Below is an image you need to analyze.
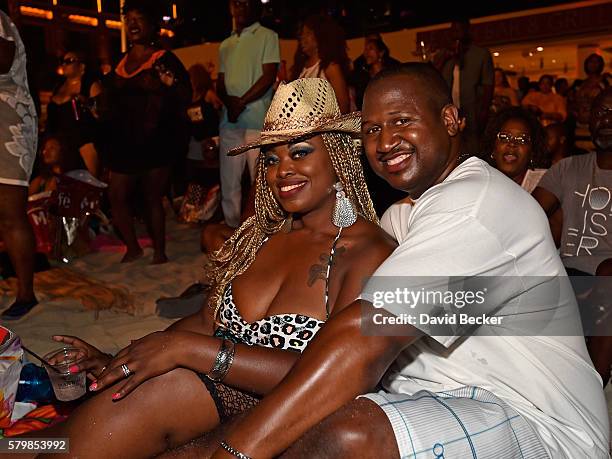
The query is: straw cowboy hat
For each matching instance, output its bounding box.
[228,78,361,156]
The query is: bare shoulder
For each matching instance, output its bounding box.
[329,218,397,314]
[324,62,344,80]
[342,218,397,266]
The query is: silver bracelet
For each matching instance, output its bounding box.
[206,339,235,382]
[220,441,252,459]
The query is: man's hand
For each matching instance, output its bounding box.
[226,96,246,123]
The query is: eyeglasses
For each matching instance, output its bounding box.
[497,131,531,145]
[61,58,79,66]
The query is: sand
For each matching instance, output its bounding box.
[1,218,206,356]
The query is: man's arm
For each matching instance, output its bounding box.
[216,72,230,107]
[212,300,420,458]
[532,186,561,217]
[239,62,278,106]
[217,72,241,123]
[218,63,277,123]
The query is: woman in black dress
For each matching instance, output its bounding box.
[46,50,101,176]
[98,0,191,264]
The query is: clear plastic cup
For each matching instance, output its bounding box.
[43,347,86,401]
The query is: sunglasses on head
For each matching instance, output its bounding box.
[61,57,79,66]
[497,131,531,145]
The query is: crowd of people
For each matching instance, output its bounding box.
[0,0,611,457]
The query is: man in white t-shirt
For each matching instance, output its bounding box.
[217,0,279,228]
[208,65,609,459]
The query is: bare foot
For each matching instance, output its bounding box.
[121,248,144,263]
[151,253,169,265]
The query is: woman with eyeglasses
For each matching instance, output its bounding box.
[46,51,101,176]
[482,106,550,192]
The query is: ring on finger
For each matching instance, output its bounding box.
[121,363,133,377]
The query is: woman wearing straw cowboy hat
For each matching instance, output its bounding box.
[44,78,396,458]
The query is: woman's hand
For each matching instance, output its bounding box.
[51,335,112,381]
[155,63,176,87]
[89,331,185,400]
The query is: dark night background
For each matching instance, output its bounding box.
[0,0,580,98]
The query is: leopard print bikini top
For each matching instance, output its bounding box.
[215,227,344,353]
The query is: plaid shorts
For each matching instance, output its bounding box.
[362,386,550,459]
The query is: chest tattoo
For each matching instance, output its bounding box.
[307,245,347,287]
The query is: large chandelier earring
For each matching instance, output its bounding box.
[332,182,357,228]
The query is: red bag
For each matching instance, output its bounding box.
[178,183,220,223]
[27,191,56,255]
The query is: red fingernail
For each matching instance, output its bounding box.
[112,393,121,400]
[89,382,98,391]
[69,365,79,374]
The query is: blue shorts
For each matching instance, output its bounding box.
[362,386,549,459]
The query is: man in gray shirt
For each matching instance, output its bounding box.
[533,87,612,386]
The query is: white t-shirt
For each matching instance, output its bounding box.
[364,157,609,458]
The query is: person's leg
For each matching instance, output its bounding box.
[243,130,261,183]
[281,398,399,459]
[78,142,99,178]
[219,128,246,228]
[39,369,220,459]
[157,413,246,459]
[239,132,260,223]
[285,387,548,459]
[0,183,37,318]
[142,166,171,264]
[108,172,143,262]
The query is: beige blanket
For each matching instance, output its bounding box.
[0,267,135,314]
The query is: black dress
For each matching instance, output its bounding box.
[97,50,192,174]
[46,76,98,171]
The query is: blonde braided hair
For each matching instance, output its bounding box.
[207,132,378,319]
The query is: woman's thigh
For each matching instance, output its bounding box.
[43,368,219,459]
[142,166,171,201]
[108,172,137,205]
[0,183,27,223]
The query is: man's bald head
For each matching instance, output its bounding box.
[366,63,453,114]
[360,62,461,199]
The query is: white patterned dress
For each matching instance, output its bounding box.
[0,10,37,187]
